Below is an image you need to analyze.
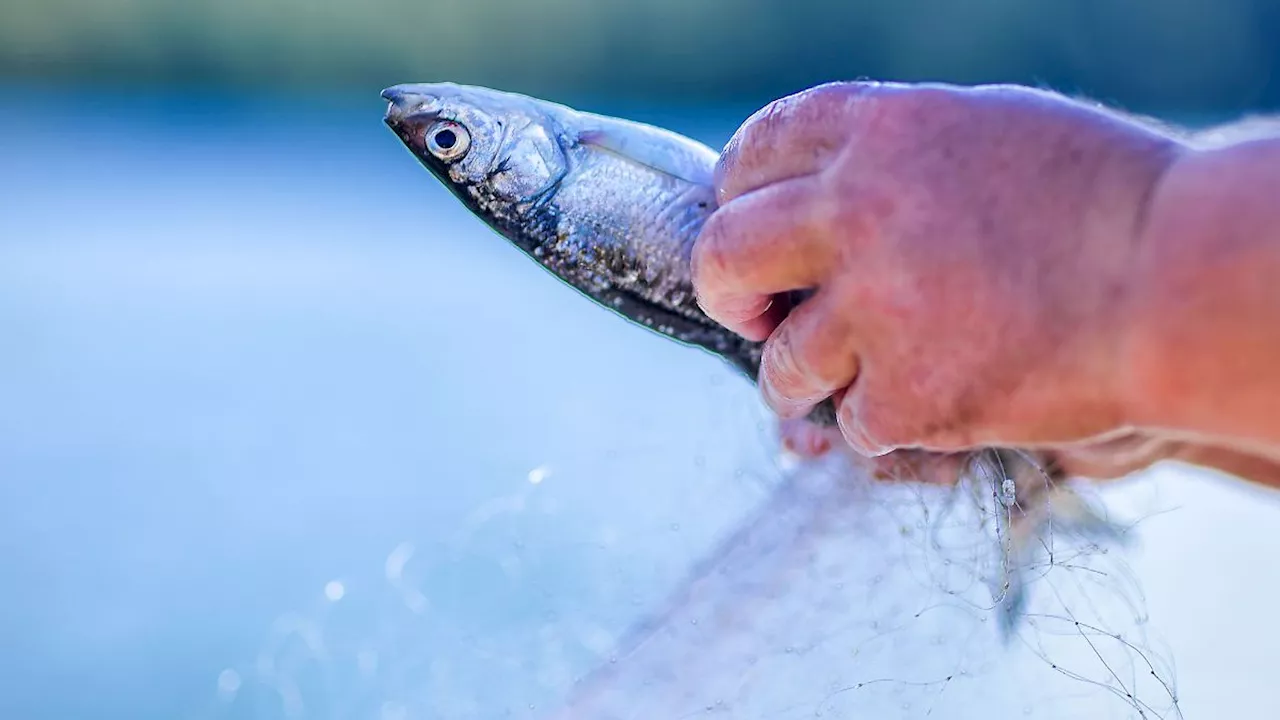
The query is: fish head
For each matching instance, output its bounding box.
[382,83,569,210]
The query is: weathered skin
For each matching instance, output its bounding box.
[379,82,1126,641]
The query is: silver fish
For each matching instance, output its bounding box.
[379,82,1127,643]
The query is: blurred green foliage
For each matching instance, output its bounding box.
[1,0,1276,114]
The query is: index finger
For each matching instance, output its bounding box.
[715,81,883,205]
[691,175,842,340]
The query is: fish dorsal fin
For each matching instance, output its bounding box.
[573,112,720,187]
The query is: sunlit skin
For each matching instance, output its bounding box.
[692,81,1280,490]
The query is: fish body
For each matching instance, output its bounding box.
[379,82,1126,637]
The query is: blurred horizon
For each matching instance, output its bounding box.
[3,0,1278,119]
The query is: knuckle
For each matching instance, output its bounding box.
[713,131,747,198]
[691,212,730,290]
[835,81,902,120]
[718,82,877,201]
[720,92,794,159]
[715,100,791,198]
[899,84,957,108]
[790,300,853,387]
[758,84,863,145]
[840,84,960,145]
[793,81,881,114]
[763,330,814,401]
[741,88,820,139]
[837,385,903,456]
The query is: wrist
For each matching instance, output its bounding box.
[1066,118,1186,439]
[1120,135,1280,443]
[1116,146,1191,431]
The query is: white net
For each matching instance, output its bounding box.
[203,431,1181,720]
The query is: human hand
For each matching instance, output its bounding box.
[693,81,1183,457]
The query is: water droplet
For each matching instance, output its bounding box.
[217,669,241,700]
[527,465,552,485]
[324,581,345,602]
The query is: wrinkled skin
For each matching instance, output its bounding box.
[695,81,1280,486]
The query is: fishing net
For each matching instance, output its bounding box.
[206,404,1181,720]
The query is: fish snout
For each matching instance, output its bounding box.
[380,86,402,101]
[381,85,439,121]
[380,85,413,107]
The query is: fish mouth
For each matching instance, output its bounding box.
[382,86,439,120]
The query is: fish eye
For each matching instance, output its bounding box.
[425,120,470,161]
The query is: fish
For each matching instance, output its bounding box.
[378,82,1128,641]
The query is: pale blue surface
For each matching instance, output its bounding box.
[1,86,1277,720]
[0,86,777,719]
